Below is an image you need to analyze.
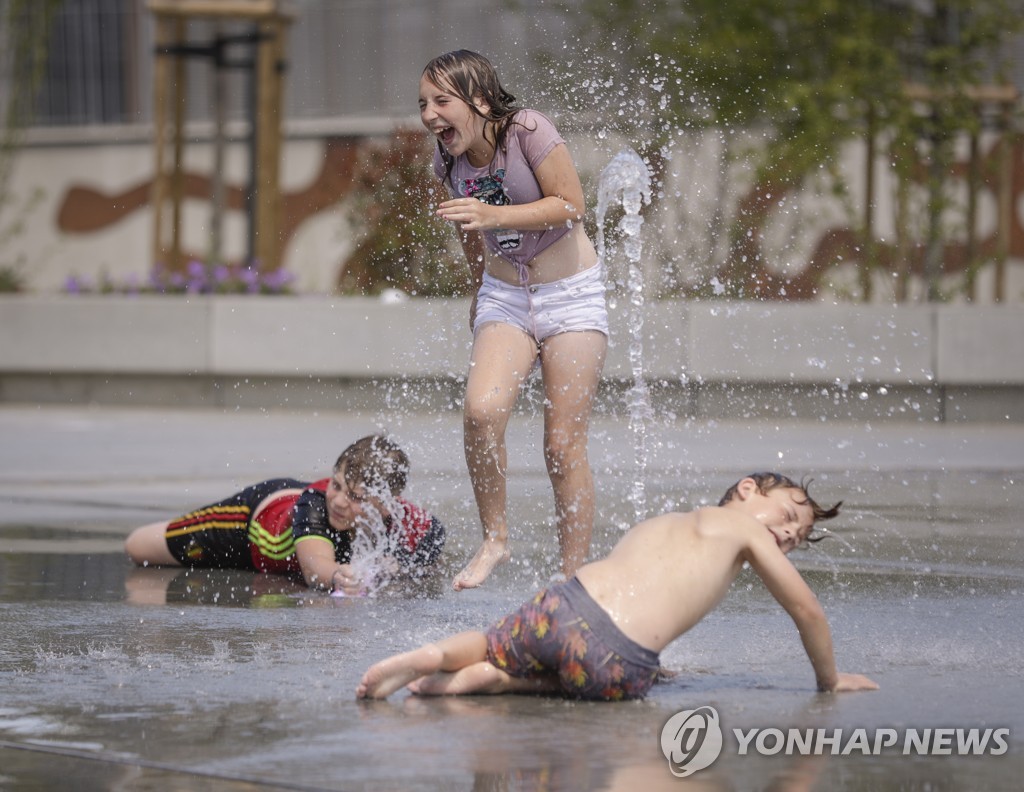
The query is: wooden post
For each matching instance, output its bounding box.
[893,136,910,303]
[151,15,172,269]
[255,13,287,269]
[965,128,978,302]
[996,102,1012,303]
[170,16,186,272]
[901,82,1020,304]
[147,0,292,274]
[861,104,875,302]
[210,27,226,265]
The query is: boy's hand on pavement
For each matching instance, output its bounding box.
[331,564,365,596]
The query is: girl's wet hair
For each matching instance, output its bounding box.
[421,49,526,186]
[718,472,841,542]
[335,435,409,496]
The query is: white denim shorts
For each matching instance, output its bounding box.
[473,264,609,343]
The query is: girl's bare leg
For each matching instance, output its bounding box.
[456,322,538,590]
[539,330,607,578]
[357,631,489,699]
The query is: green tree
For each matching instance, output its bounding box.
[0,0,61,291]
[560,0,1021,300]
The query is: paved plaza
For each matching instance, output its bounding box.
[2,404,1023,790]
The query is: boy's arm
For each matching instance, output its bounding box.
[294,537,362,595]
[744,533,842,691]
[294,536,339,589]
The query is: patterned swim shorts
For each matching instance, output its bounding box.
[485,577,661,701]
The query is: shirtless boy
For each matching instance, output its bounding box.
[357,472,878,700]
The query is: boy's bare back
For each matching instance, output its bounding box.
[575,479,871,693]
[576,508,767,653]
[357,476,878,700]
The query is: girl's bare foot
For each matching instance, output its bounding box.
[453,537,510,591]
[356,644,443,699]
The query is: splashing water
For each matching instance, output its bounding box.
[596,148,652,525]
[335,487,407,597]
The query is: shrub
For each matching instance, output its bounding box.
[339,128,470,297]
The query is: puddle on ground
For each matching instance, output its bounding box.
[1,461,1022,790]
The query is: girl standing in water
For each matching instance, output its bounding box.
[419,50,607,590]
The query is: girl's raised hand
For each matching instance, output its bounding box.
[437,198,496,231]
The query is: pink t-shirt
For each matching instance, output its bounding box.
[433,108,572,270]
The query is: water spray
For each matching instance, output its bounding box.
[596,148,652,525]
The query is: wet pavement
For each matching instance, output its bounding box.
[2,404,1024,791]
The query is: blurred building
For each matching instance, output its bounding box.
[2,0,1023,303]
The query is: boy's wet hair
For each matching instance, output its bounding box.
[335,435,409,496]
[718,472,841,542]
[422,49,526,187]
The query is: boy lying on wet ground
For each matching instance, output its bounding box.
[358,472,877,700]
[125,434,445,595]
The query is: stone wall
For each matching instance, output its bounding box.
[1,296,1021,422]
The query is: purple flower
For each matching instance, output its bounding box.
[60,258,298,297]
[261,267,295,292]
[239,266,260,293]
[63,274,87,294]
[167,272,186,292]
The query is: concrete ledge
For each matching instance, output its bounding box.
[0,297,210,372]
[936,307,1024,385]
[687,303,936,384]
[2,296,1021,421]
[208,297,471,377]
